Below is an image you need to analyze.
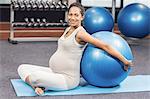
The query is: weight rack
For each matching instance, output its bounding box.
[9,0,68,44]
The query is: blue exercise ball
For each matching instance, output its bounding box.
[117,3,150,38]
[81,31,133,87]
[83,7,114,34]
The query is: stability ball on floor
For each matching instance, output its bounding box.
[81,31,133,87]
[117,3,150,38]
[83,7,114,34]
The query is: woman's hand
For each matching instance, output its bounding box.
[123,60,134,71]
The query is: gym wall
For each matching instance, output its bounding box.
[0,0,149,40]
[0,0,76,40]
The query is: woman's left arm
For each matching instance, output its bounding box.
[77,31,132,66]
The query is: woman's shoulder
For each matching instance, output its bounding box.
[65,27,71,31]
[63,27,71,34]
[78,26,86,32]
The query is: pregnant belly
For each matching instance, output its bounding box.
[49,51,71,71]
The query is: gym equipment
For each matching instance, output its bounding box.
[50,1,57,9]
[24,0,32,11]
[39,18,47,27]
[24,18,32,27]
[35,18,41,27]
[41,0,49,10]
[19,1,25,10]
[30,18,36,27]
[24,18,31,27]
[12,22,26,27]
[11,75,150,96]
[11,0,19,10]
[29,0,38,10]
[117,3,149,38]
[36,0,44,10]
[55,1,61,9]
[9,0,68,43]
[61,1,68,9]
[81,31,133,87]
[83,7,114,34]
[46,0,54,9]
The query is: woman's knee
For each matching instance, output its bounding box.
[17,64,26,73]
[17,64,31,72]
[17,64,31,81]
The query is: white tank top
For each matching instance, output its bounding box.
[49,26,87,88]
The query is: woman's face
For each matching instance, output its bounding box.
[68,6,84,27]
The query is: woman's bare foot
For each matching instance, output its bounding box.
[25,76,44,95]
[35,87,44,95]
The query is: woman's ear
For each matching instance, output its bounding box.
[81,15,84,21]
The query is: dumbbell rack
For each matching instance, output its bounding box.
[9,0,68,44]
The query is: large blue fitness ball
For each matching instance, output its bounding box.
[117,3,150,38]
[81,31,133,87]
[83,7,114,34]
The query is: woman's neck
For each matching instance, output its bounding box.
[70,25,81,29]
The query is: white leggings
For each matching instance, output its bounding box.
[17,64,68,91]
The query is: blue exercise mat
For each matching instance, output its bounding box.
[11,75,150,96]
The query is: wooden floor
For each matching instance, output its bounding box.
[0,22,150,40]
[0,22,65,40]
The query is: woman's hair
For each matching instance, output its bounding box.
[68,2,85,16]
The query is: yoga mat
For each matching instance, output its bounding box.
[11,75,150,96]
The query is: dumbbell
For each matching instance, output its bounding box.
[55,1,61,9]
[34,18,41,27]
[33,18,46,27]
[46,0,57,9]
[30,18,40,27]
[39,18,47,27]
[14,0,25,10]
[59,20,68,27]
[62,22,68,27]
[29,0,38,10]
[46,0,52,9]
[61,0,68,9]
[35,0,44,10]
[49,1,56,9]
[41,0,49,10]
[11,0,19,10]
[23,0,32,11]
[24,18,33,27]
[11,0,17,3]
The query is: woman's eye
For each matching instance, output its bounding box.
[75,14,79,17]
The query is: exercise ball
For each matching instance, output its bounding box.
[83,7,114,34]
[117,3,150,38]
[81,31,133,87]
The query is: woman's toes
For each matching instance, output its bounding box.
[35,87,44,95]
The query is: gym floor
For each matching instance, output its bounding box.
[0,38,149,99]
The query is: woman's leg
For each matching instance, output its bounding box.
[29,70,68,91]
[17,64,69,94]
[17,64,52,82]
[17,64,53,95]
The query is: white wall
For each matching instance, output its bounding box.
[68,0,76,6]
[81,0,121,8]
[81,0,150,8]
[124,0,150,7]
[0,0,10,4]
